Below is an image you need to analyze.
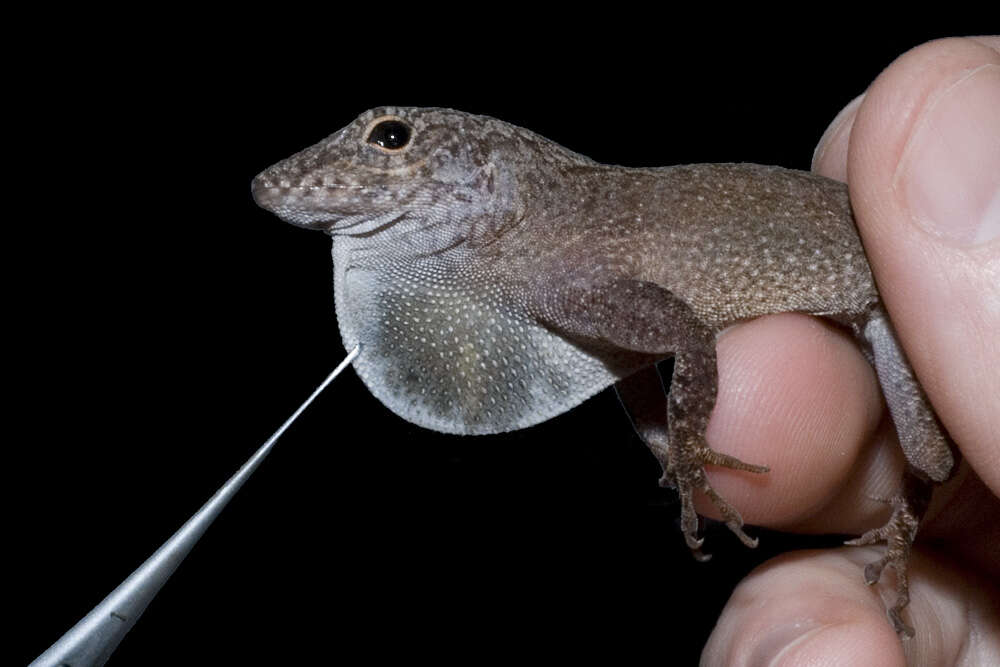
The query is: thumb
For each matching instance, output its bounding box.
[847,37,1000,495]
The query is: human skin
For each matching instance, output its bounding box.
[699,37,999,666]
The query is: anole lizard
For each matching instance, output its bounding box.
[252,107,956,638]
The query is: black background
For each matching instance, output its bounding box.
[12,19,981,666]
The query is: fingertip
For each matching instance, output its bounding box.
[702,550,906,667]
[846,37,1000,494]
[812,93,864,182]
[702,547,1000,666]
[701,315,883,529]
[969,35,1000,52]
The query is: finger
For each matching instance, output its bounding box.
[701,547,1000,666]
[807,39,999,572]
[698,313,898,534]
[847,37,1000,494]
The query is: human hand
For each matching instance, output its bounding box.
[698,37,1000,665]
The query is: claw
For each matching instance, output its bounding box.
[691,547,712,563]
[684,532,705,551]
[700,449,770,475]
[862,559,886,585]
[889,607,915,640]
[657,440,769,560]
[657,472,676,490]
[701,478,759,549]
[845,528,885,548]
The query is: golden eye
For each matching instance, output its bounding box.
[367,119,412,150]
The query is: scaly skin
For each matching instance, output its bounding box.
[252,107,957,638]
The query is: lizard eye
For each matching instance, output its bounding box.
[366,119,412,151]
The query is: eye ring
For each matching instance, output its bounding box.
[365,117,412,152]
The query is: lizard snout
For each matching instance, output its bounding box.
[250,169,366,231]
[250,172,279,213]
[249,171,322,229]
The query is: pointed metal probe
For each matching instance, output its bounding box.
[31,344,361,667]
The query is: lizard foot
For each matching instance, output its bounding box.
[661,446,769,561]
[845,491,922,639]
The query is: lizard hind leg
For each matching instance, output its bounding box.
[856,310,954,637]
[845,469,933,639]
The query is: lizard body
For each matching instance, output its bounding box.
[252,107,956,638]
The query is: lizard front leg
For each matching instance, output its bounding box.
[548,278,768,559]
[616,355,768,561]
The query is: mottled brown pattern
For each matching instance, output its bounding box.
[253,107,956,638]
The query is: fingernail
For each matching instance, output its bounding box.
[745,622,823,667]
[751,624,863,667]
[895,64,1000,246]
[812,93,864,179]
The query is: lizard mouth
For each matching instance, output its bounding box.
[251,176,352,230]
[251,173,408,236]
[325,210,408,237]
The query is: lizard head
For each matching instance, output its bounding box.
[251,106,524,244]
[252,107,630,435]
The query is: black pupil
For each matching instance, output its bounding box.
[368,120,411,149]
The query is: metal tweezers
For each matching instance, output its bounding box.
[31,345,360,666]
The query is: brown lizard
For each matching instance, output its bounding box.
[251,107,957,638]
